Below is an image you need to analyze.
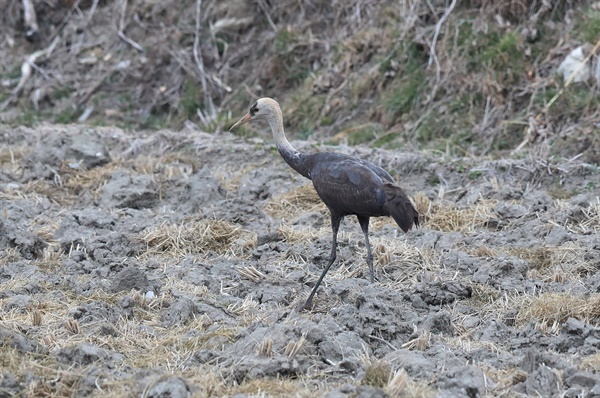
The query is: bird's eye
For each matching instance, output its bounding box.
[250,106,259,116]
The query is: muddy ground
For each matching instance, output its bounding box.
[1,124,599,397]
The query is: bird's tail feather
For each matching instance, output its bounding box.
[383,182,419,232]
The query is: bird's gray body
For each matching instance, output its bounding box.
[278,146,417,232]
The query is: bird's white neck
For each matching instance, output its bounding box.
[265,108,311,179]
[267,110,297,155]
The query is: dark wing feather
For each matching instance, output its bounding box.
[302,152,417,232]
[354,157,395,184]
[307,153,388,216]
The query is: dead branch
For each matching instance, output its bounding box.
[318,79,349,122]
[84,0,100,28]
[118,0,144,52]
[48,0,80,44]
[0,35,60,112]
[77,69,114,108]
[257,0,278,33]
[368,0,419,75]
[22,0,39,40]
[193,0,216,124]
[428,0,458,102]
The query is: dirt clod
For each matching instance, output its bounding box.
[0,126,599,396]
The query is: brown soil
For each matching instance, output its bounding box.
[1,1,600,397]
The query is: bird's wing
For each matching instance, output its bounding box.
[309,156,388,216]
[355,158,395,184]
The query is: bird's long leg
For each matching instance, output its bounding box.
[297,212,343,311]
[357,215,374,283]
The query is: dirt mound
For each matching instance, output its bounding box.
[1,124,599,396]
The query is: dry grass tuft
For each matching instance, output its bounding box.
[134,154,196,179]
[258,338,273,357]
[141,217,256,258]
[0,247,21,265]
[227,295,259,317]
[31,310,43,326]
[386,368,435,398]
[8,357,136,398]
[362,359,392,388]
[568,200,600,234]
[0,146,28,164]
[510,247,553,269]
[232,377,318,397]
[419,199,498,233]
[238,265,266,282]
[60,162,120,197]
[17,162,121,207]
[264,183,326,219]
[64,318,80,335]
[402,329,431,351]
[277,224,323,245]
[517,293,600,328]
[412,193,431,221]
[581,353,600,372]
[466,245,500,258]
[284,336,306,358]
[510,244,590,281]
[467,283,522,321]
[387,369,409,397]
[373,238,439,287]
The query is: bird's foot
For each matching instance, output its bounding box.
[367,272,378,283]
[295,298,314,312]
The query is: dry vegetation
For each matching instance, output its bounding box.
[141,217,256,258]
[1,0,599,162]
[1,0,600,397]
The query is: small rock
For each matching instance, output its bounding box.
[0,219,46,260]
[0,372,23,397]
[412,280,472,306]
[161,298,196,327]
[318,331,368,363]
[557,46,591,83]
[146,376,190,398]
[563,318,586,335]
[422,310,454,335]
[323,383,356,398]
[94,323,120,337]
[3,295,31,312]
[110,266,150,293]
[99,171,158,209]
[256,231,283,246]
[0,327,46,354]
[495,202,528,219]
[67,134,111,168]
[353,385,388,398]
[514,365,561,397]
[384,349,435,379]
[565,371,600,389]
[545,225,573,245]
[436,365,491,397]
[462,315,481,329]
[53,343,121,366]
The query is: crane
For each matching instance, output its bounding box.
[230,98,418,311]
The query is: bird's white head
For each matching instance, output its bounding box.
[229,97,281,131]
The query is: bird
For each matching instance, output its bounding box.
[230,98,418,311]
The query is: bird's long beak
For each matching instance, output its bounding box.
[229,113,252,131]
